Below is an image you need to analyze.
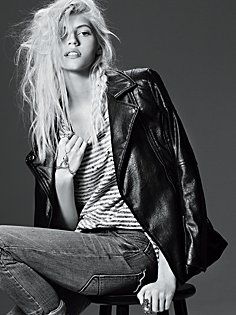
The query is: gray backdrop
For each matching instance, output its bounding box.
[0,1,235,314]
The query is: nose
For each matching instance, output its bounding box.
[67,31,80,46]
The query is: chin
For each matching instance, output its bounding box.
[62,63,93,74]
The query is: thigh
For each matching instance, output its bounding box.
[0,226,157,295]
[76,229,159,296]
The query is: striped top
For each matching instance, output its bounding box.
[61,106,159,262]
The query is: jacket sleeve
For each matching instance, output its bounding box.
[34,175,67,230]
[26,150,63,229]
[147,68,208,276]
[34,180,53,228]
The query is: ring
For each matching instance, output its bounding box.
[62,152,69,165]
[65,147,71,154]
[143,298,152,314]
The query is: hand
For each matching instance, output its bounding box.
[137,276,176,313]
[137,252,176,313]
[56,135,87,176]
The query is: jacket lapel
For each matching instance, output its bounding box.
[106,70,139,185]
[27,69,139,187]
[106,69,137,98]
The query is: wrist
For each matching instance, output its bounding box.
[55,168,74,182]
[158,250,176,277]
[55,164,77,177]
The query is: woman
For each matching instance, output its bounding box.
[0,0,227,314]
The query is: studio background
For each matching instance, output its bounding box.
[0,1,235,314]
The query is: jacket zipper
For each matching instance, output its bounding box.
[161,113,175,158]
[145,125,177,193]
[128,91,176,192]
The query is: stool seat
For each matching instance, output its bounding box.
[89,283,196,305]
[89,283,196,315]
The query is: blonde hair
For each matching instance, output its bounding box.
[16,0,118,162]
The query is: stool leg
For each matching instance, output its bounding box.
[116,305,129,315]
[99,305,112,315]
[173,300,188,315]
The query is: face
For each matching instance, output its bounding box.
[59,14,100,74]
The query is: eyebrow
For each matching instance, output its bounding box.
[75,24,92,30]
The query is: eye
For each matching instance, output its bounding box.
[77,30,91,37]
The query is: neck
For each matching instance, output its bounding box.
[64,70,93,108]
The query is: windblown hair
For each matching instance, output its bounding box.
[16,0,118,162]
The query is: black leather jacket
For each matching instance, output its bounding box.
[25,68,227,284]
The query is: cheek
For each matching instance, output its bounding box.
[59,44,65,58]
[86,43,99,59]
[90,38,99,54]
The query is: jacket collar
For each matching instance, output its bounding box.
[104,69,140,183]
[27,69,140,185]
[105,69,137,99]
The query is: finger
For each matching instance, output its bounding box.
[164,295,173,311]
[57,137,69,159]
[136,287,145,305]
[79,140,88,153]
[158,293,165,313]
[58,136,69,147]
[136,284,150,305]
[87,136,92,145]
[71,140,87,166]
[151,293,158,313]
[143,292,152,313]
[144,290,152,302]
[74,141,87,162]
[70,137,84,152]
[69,140,88,172]
[65,134,78,152]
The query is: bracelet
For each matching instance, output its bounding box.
[68,166,77,176]
[55,165,68,170]
[55,164,77,176]
[56,152,76,176]
[56,153,69,169]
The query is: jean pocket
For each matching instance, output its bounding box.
[78,269,147,296]
[77,274,99,295]
[113,230,150,253]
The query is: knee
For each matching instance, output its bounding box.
[0,241,15,267]
[0,226,33,266]
[0,225,16,254]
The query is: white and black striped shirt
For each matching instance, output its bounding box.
[62,107,159,262]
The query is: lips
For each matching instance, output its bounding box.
[64,50,81,58]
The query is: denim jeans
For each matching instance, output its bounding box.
[0,225,158,315]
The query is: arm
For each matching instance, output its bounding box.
[148,68,208,276]
[52,135,88,230]
[54,170,78,230]
[144,232,159,268]
[139,233,176,312]
[137,68,205,312]
[137,243,176,313]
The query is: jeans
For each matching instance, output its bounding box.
[0,225,158,315]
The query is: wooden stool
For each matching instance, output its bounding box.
[89,283,196,315]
